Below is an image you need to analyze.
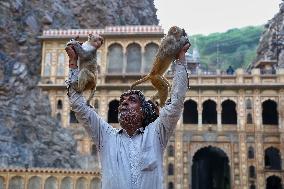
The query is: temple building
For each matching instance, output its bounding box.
[34,25,284,189]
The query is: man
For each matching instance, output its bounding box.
[65,39,190,189]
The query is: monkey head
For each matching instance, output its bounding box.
[168,26,191,47]
[87,33,104,49]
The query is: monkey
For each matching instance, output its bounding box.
[130,26,191,107]
[66,34,104,105]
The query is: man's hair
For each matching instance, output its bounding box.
[120,90,159,127]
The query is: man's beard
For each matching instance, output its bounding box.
[118,108,143,129]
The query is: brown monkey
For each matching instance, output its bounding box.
[130,26,190,107]
[66,34,104,105]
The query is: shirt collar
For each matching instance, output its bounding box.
[117,127,145,135]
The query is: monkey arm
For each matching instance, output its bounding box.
[66,69,115,150]
[153,61,188,149]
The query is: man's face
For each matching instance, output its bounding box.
[118,94,144,130]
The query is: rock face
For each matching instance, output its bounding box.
[254,1,284,67]
[0,0,158,168]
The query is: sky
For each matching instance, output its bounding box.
[154,0,282,35]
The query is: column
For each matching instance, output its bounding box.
[255,134,265,189]
[198,107,202,130]
[217,105,222,131]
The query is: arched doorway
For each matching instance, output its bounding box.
[202,100,217,124]
[192,146,230,189]
[264,147,281,170]
[266,176,282,189]
[183,100,198,124]
[221,100,237,124]
[262,100,278,125]
[108,100,119,123]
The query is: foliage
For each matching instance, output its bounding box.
[190,26,264,71]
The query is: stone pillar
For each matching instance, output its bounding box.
[238,91,245,131]
[253,90,262,131]
[174,129,183,189]
[239,133,248,188]
[255,134,265,189]
[278,94,284,130]
[140,48,145,73]
[100,91,108,120]
[217,104,222,131]
[198,107,202,130]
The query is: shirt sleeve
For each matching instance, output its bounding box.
[154,60,188,149]
[66,68,114,150]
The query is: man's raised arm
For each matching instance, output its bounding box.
[154,43,190,148]
[65,45,113,150]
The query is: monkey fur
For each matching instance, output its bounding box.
[130,26,190,107]
[67,34,104,105]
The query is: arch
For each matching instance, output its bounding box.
[28,176,41,189]
[126,43,142,73]
[108,99,119,123]
[168,182,174,189]
[192,146,230,189]
[143,43,159,73]
[247,113,253,124]
[57,52,65,76]
[9,176,24,189]
[202,100,217,124]
[221,99,237,124]
[168,163,174,175]
[262,100,278,125]
[44,176,57,189]
[183,100,198,124]
[107,43,123,73]
[167,145,174,157]
[69,110,78,123]
[266,175,282,189]
[90,178,101,189]
[57,99,63,109]
[246,99,252,109]
[248,146,255,159]
[60,177,72,189]
[249,166,256,178]
[265,147,281,170]
[75,177,87,189]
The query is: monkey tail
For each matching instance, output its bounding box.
[130,75,151,90]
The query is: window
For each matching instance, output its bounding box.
[44,52,52,76]
[126,43,142,73]
[107,44,123,73]
[57,52,65,76]
[168,163,174,175]
[57,100,63,109]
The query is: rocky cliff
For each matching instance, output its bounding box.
[0,0,158,168]
[254,1,284,67]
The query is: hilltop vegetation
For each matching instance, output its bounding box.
[190,26,264,71]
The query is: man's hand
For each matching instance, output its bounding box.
[177,43,191,61]
[65,45,78,68]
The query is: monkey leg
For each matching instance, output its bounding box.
[151,75,169,107]
[76,68,95,93]
[160,75,171,93]
[86,77,97,106]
